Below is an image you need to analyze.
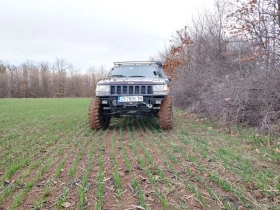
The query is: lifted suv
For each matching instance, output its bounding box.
[88,61,173,129]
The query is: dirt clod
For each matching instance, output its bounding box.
[62,202,72,208]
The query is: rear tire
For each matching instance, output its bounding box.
[88,97,110,129]
[158,96,173,129]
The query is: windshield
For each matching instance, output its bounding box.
[109,65,161,78]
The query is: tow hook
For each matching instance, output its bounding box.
[146,104,153,108]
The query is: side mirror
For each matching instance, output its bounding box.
[167,76,172,81]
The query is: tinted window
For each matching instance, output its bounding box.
[110,65,161,78]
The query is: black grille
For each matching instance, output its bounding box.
[135,86,139,94]
[129,86,133,94]
[117,86,121,94]
[141,86,145,94]
[111,86,115,94]
[110,85,153,95]
[148,86,152,94]
[123,86,127,94]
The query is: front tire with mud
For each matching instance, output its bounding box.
[158,96,173,129]
[88,97,110,129]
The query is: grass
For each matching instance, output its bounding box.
[1,99,280,209]
[94,130,108,210]
[111,134,122,200]
[77,129,103,210]
[118,123,147,208]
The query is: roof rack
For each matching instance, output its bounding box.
[114,61,162,67]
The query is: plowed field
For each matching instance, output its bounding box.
[0,99,279,210]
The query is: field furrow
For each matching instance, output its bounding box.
[28,129,96,209]
[0,125,87,184]
[69,129,104,209]
[137,119,206,209]
[1,127,90,209]
[96,127,119,210]
[121,118,161,209]
[144,119,256,209]
[118,118,146,209]
[0,127,87,207]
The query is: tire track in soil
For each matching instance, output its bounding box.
[0,126,88,209]
[134,119,200,210]
[140,119,224,209]
[15,127,91,209]
[97,125,120,210]
[122,118,163,210]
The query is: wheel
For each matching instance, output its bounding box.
[88,97,111,129]
[158,96,173,129]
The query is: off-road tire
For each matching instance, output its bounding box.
[88,97,110,129]
[158,96,173,129]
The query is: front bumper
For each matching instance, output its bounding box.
[98,96,166,116]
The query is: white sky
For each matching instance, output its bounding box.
[0,0,214,70]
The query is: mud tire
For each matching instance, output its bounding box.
[158,96,173,129]
[88,97,110,129]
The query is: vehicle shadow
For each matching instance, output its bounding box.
[108,116,160,131]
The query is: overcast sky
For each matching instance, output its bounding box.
[0,0,214,70]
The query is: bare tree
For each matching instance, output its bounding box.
[40,62,51,97]
[228,0,280,68]
[0,61,8,98]
[53,58,71,97]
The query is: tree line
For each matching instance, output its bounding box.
[0,58,107,98]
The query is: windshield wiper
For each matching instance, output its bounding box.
[128,75,145,77]
[110,75,126,77]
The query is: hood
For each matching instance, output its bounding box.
[97,77,166,85]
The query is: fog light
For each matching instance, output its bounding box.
[102,100,108,104]
[155,100,162,104]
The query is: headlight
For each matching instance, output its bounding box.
[96,85,110,96]
[153,84,169,95]
[96,85,110,92]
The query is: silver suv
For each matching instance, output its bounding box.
[88,61,173,129]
